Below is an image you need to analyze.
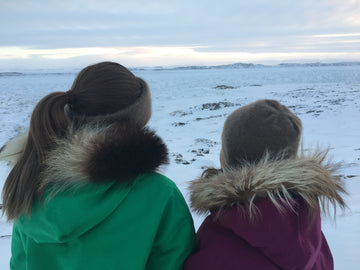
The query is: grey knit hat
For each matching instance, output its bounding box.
[221,99,302,167]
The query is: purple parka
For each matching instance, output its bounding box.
[185,152,345,270]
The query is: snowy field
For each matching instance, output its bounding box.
[1,65,360,269]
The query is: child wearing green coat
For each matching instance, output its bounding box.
[2,62,195,270]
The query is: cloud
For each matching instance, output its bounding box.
[1,45,359,71]
[0,0,359,68]
[312,33,360,38]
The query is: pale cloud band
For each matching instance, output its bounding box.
[1,1,359,69]
[312,33,360,38]
[1,43,359,69]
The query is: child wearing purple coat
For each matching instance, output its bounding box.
[185,99,346,270]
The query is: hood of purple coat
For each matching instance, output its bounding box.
[209,198,330,269]
[188,150,346,269]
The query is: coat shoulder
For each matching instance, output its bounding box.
[136,172,186,200]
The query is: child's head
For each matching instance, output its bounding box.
[66,61,151,127]
[30,61,151,155]
[220,99,302,167]
[2,62,151,220]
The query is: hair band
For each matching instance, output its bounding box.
[66,90,75,104]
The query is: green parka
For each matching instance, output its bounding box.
[10,123,195,270]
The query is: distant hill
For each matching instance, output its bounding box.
[277,62,360,67]
[169,62,266,70]
[0,72,23,76]
[2,62,360,74]
[132,61,360,71]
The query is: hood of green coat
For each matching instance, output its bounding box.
[15,121,169,244]
[16,180,133,243]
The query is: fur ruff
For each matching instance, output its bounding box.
[0,133,27,165]
[41,121,169,188]
[189,150,346,217]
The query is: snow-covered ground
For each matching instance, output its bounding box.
[1,65,359,269]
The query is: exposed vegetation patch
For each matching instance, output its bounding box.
[169,110,193,117]
[194,138,218,147]
[191,148,210,156]
[195,114,225,121]
[172,153,190,165]
[172,122,188,127]
[195,101,237,111]
[214,85,236,89]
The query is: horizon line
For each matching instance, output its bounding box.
[1,60,360,73]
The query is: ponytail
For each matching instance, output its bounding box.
[2,92,68,220]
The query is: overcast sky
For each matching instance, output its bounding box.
[0,0,359,69]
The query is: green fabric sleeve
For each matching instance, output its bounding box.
[146,188,196,270]
[10,225,26,270]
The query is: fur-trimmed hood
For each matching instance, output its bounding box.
[15,121,174,245]
[189,150,346,217]
[41,121,169,187]
[0,133,27,165]
[186,151,346,270]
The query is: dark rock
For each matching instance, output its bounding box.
[172,122,187,127]
[215,85,235,89]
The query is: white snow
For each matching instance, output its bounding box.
[1,65,359,269]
